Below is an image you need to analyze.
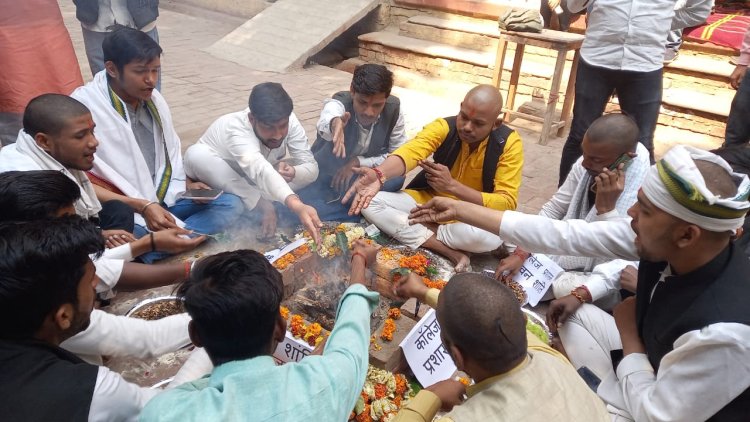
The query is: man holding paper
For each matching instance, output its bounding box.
[407,145,750,421]
[392,272,609,421]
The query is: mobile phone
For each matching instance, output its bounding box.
[577,366,602,392]
[609,153,633,171]
[181,189,223,201]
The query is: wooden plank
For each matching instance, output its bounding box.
[558,49,580,137]
[503,44,525,122]
[540,50,567,145]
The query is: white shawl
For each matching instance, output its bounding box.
[71,71,186,210]
[547,142,650,271]
[0,130,102,219]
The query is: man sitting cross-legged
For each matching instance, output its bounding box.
[300,63,407,222]
[0,218,203,421]
[183,82,322,244]
[391,272,610,421]
[140,239,380,421]
[345,84,523,270]
[71,26,244,262]
[0,93,205,255]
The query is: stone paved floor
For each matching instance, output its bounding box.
[57,1,562,215]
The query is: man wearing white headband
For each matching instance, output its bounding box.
[407,145,750,420]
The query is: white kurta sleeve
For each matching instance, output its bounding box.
[93,257,124,299]
[539,161,583,219]
[582,259,638,301]
[285,113,318,190]
[223,122,295,204]
[316,98,346,142]
[60,310,191,359]
[617,323,750,421]
[499,211,639,260]
[88,367,160,422]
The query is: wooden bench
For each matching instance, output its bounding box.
[492,29,585,145]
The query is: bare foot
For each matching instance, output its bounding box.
[422,236,470,272]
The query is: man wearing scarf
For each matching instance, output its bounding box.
[407,145,750,420]
[71,27,243,262]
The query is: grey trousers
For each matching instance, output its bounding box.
[81,25,161,90]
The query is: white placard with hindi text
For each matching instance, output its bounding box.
[512,253,563,306]
[264,238,307,264]
[399,309,457,388]
[272,331,313,364]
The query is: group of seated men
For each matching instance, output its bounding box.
[0,17,749,422]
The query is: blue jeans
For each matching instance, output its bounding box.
[725,70,750,147]
[292,175,406,223]
[558,59,661,185]
[134,193,244,263]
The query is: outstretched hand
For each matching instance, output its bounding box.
[343,167,381,216]
[331,112,351,158]
[408,197,460,225]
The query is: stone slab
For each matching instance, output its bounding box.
[369,315,416,373]
[206,0,381,72]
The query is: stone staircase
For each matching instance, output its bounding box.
[337,1,740,153]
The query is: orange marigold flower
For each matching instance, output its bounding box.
[304,322,323,346]
[394,374,408,396]
[289,314,306,338]
[355,404,373,422]
[380,318,396,342]
[398,254,429,275]
[279,306,290,320]
[388,308,401,320]
[423,277,447,290]
[291,244,310,258]
[274,253,296,270]
[374,383,388,399]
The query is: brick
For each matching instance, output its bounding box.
[369,315,416,372]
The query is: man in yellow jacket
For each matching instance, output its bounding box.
[344,85,523,270]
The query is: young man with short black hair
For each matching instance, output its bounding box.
[71,27,244,263]
[301,64,407,221]
[0,170,208,371]
[183,82,322,243]
[0,217,196,421]
[140,240,380,421]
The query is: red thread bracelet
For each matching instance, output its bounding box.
[184,261,191,280]
[351,252,367,267]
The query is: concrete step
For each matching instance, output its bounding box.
[357,30,731,148]
[206,0,381,72]
[403,15,737,82]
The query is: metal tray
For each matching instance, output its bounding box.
[125,296,181,318]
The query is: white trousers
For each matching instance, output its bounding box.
[184,143,307,210]
[558,304,633,421]
[361,191,504,252]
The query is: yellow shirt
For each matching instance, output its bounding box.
[392,118,523,211]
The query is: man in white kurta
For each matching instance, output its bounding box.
[183,82,322,240]
[407,146,750,421]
